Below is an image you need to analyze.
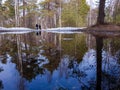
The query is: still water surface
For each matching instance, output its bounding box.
[0,31,120,90]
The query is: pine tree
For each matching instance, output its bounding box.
[97,0,106,24]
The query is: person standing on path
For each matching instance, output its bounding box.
[39,25,41,30]
[36,24,38,30]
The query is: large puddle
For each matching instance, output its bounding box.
[0,30,120,90]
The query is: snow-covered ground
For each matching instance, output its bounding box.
[7,27,34,30]
[0,27,86,30]
[44,27,86,30]
[43,27,86,34]
[0,27,34,31]
[0,27,86,34]
[0,27,34,34]
[0,31,32,35]
[0,27,7,30]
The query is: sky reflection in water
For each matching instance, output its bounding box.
[0,31,120,90]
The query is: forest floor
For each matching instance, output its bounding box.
[86,24,120,31]
[84,24,120,38]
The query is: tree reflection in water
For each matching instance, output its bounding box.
[0,32,120,90]
[0,80,3,90]
[96,37,103,90]
[0,67,4,90]
[96,36,120,90]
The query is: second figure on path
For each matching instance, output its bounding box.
[39,25,41,30]
[36,24,41,30]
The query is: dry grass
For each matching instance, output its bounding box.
[84,24,120,38]
[87,24,120,31]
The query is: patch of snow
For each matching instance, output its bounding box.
[0,31,31,35]
[45,30,83,34]
[6,27,34,30]
[42,27,86,34]
[0,27,34,31]
[0,27,33,34]
[44,27,84,31]
[0,27,7,30]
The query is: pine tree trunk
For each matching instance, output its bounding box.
[15,0,19,27]
[97,0,106,24]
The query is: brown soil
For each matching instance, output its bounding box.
[86,24,120,31]
[84,24,120,38]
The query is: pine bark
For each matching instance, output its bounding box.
[97,0,106,24]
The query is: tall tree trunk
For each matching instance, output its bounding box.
[23,0,26,27]
[97,0,106,24]
[113,0,120,23]
[15,0,17,27]
[15,0,19,27]
[59,0,62,27]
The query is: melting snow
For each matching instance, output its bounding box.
[0,31,31,34]
[0,27,33,34]
[43,27,86,34]
[0,27,33,31]
[0,27,86,34]
[7,27,33,30]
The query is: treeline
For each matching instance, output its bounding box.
[0,0,119,28]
